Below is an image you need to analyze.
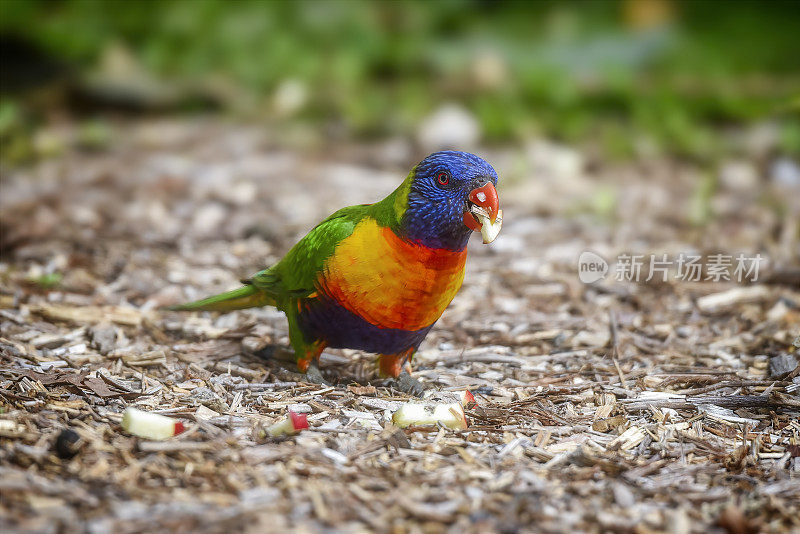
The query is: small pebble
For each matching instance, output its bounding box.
[54,429,82,459]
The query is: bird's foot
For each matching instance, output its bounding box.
[254,344,294,362]
[384,371,426,397]
[304,362,331,387]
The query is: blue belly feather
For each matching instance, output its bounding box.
[297,296,433,355]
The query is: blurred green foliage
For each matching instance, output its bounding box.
[1,0,798,159]
[30,272,62,289]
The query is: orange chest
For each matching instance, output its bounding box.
[318,219,467,331]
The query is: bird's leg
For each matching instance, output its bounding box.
[294,341,328,385]
[379,349,426,397]
[387,371,426,397]
[378,350,412,378]
[288,314,329,385]
[304,360,329,386]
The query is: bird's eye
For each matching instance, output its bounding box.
[436,171,450,186]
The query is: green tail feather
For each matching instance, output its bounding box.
[167,285,275,312]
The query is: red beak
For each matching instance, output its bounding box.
[463,182,499,231]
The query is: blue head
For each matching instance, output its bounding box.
[401,151,500,251]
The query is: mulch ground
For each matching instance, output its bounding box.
[1,118,799,533]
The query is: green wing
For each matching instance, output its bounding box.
[246,204,370,309]
[170,205,371,313]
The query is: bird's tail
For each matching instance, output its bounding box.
[167,285,275,312]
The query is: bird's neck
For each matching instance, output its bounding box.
[371,173,411,231]
[372,175,472,252]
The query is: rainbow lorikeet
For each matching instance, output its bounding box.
[170,151,502,394]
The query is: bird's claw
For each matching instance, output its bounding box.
[385,371,427,397]
[304,363,331,387]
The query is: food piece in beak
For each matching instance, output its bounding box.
[471,205,503,244]
[463,182,502,244]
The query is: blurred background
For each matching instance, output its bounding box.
[2,0,798,162]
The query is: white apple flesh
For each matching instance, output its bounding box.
[470,205,503,244]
